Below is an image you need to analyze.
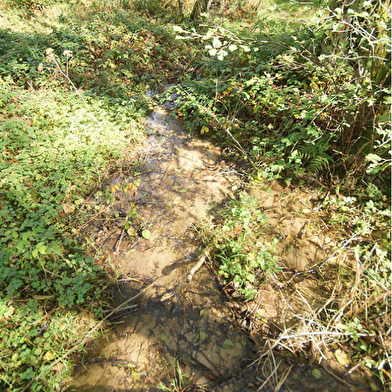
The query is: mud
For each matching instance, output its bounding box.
[70,99,375,392]
[70,102,259,391]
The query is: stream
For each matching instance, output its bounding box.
[70,97,374,392]
[70,99,258,391]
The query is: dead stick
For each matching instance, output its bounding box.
[102,304,138,314]
[187,251,208,283]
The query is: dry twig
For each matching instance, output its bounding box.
[187,250,209,282]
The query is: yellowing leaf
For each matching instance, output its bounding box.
[311,368,322,379]
[335,349,350,366]
[111,184,120,193]
[33,295,54,300]
[201,126,209,134]
[161,292,172,302]
[286,234,294,243]
[63,202,75,214]
[43,351,56,362]
[142,230,151,240]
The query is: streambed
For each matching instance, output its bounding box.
[71,102,259,391]
[70,99,373,392]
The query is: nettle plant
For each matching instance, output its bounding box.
[203,193,280,299]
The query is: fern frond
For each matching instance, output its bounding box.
[307,154,332,174]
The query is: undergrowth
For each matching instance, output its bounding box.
[174,0,391,388]
[201,193,281,300]
[0,0,194,390]
[0,0,390,390]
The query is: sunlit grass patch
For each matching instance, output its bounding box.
[0,70,144,389]
[0,300,99,391]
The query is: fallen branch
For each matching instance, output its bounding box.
[102,304,138,314]
[187,250,209,283]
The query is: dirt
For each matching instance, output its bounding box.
[69,98,377,392]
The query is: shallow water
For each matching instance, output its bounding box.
[70,104,259,391]
[70,103,375,392]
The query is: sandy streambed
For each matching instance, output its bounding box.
[70,102,376,392]
[70,104,258,391]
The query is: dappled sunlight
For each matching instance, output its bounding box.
[0,0,390,390]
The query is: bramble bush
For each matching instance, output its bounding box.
[174,0,391,385]
[174,0,391,191]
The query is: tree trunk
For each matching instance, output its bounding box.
[178,0,184,18]
[190,0,210,21]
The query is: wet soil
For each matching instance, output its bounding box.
[69,101,376,392]
[71,103,258,391]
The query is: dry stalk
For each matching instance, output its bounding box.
[186,250,209,282]
[49,53,103,130]
[257,341,292,392]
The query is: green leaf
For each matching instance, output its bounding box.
[223,339,234,349]
[142,230,151,240]
[312,368,322,379]
[199,331,207,342]
[20,367,34,380]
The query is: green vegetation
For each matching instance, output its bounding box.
[201,193,280,300]
[0,0,191,390]
[159,360,192,392]
[0,0,390,390]
[173,0,391,387]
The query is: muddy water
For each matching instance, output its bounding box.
[70,102,375,392]
[70,104,258,391]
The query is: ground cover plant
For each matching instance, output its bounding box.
[200,192,281,300]
[0,0,194,390]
